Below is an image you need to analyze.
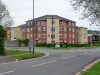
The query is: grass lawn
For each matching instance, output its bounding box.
[82,62,100,75]
[5,50,45,61]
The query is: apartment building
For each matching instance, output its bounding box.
[88,30,100,43]
[11,26,23,40]
[77,27,88,44]
[6,28,11,41]
[22,15,78,44]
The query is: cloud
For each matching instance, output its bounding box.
[2,0,99,30]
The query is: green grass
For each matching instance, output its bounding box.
[82,62,100,75]
[5,50,45,61]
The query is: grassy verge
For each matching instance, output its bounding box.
[82,62,100,75]
[5,50,45,61]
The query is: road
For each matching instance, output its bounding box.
[0,47,100,75]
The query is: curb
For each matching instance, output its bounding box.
[75,59,100,75]
[0,52,49,66]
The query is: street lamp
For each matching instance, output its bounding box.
[90,24,92,47]
[32,0,35,54]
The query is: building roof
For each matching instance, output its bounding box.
[88,30,100,35]
[26,15,76,23]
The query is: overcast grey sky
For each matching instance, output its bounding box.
[2,0,99,30]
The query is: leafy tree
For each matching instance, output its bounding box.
[16,38,30,47]
[0,0,13,27]
[0,0,13,54]
[70,0,100,25]
[16,38,23,47]
[23,38,30,47]
[0,25,6,54]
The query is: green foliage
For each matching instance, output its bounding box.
[36,43,90,48]
[6,50,45,61]
[16,38,30,47]
[92,41,100,46]
[0,26,6,54]
[71,0,100,25]
[0,0,13,27]
[23,38,30,46]
[83,62,100,75]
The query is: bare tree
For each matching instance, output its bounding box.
[0,0,13,27]
[70,0,100,25]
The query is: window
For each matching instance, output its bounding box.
[64,34,66,38]
[27,28,29,32]
[38,34,41,38]
[31,34,33,38]
[72,22,75,26]
[43,27,46,31]
[31,28,33,31]
[60,27,63,31]
[51,27,55,32]
[64,28,66,32]
[69,22,72,25]
[51,34,55,38]
[27,34,30,38]
[27,22,30,26]
[51,19,55,24]
[48,34,50,37]
[72,28,74,32]
[38,27,41,31]
[69,28,72,31]
[60,34,63,38]
[43,34,46,38]
[72,34,75,39]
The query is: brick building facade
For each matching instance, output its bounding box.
[21,15,78,44]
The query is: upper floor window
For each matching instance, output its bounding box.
[51,19,55,24]
[27,22,30,26]
[51,27,55,32]
[48,34,50,37]
[60,34,63,38]
[72,22,75,26]
[38,34,41,38]
[43,34,46,38]
[60,27,63,31]
[38,27,41,31]
[72,28,75,32]
[51,34,55,38]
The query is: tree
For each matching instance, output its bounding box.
[0,25,6,54]
[70,0,100,25]
[0,0,13,54]
[0,0,13,27]
[23,38,30,47]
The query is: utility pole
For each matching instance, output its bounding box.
[32,0,35,54]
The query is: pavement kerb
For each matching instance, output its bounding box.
[75,59,100,75]
[0,52,49,66]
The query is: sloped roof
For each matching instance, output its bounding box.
[26,15,76,23]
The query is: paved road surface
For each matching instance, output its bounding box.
[0,47,100,75]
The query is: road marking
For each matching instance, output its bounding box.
[32,60,56,67]
[63,53,87,60]
[0,71,14,75]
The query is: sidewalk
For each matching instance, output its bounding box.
[0,56,15,63]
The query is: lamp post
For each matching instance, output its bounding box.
[90,24,92,47]
[32,0,35,54]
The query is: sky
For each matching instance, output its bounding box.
[2,0,99,30]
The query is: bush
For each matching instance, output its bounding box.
[16,38,30,47]
[92,41,100,46]
[0,26,6,54]
[36,43,90,48]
